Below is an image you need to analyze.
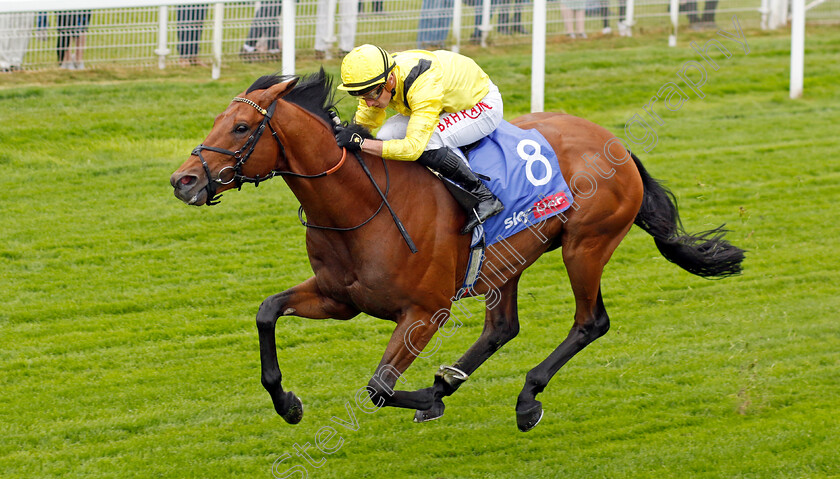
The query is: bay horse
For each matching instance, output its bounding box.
[170,70,744,431]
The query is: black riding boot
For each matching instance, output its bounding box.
[417,147,505,235]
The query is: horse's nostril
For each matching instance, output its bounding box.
[172,173,197,189]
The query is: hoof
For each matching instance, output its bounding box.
[414,399,445,423]
[516,402,543,432]
[280,392,304,425]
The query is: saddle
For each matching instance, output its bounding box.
[445,120,575,296]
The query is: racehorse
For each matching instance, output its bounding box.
[170,70,744,431]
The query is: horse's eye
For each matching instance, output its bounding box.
[234,124,249,134]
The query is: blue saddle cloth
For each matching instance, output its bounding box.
[466,120,573,247]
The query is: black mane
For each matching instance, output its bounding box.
[246,68,338,125]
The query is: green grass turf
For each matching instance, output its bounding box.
[1,24,839,478]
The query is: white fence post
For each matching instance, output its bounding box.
[625,0,635,36]
[282,0,295,75]
[530,0,545,113]
[211,1,224,79]
[155,5,169,69]
[668,0,679,46]
[760,0,770,29]
[452,0,462,53]
[769,0,789,28]
[325,0,337,55]
[480,0,491,47]
[790,0,804,98]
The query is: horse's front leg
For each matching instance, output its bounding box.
[257,276,358,424]
[365,306,450,412]
[414,277,521,422]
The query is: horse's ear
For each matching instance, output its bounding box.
[262,78,299,101]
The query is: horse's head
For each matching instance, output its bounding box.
[170,70,338,206]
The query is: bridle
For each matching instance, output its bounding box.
[190,96,346,205]
[189,95,417,253]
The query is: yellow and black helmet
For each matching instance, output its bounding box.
[337,44,396,95]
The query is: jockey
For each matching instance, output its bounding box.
[335,44,505,235]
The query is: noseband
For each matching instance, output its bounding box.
[191,96,345,205]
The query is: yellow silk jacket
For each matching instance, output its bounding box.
[353,49,490,161]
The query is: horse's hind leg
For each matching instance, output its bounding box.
[515,235,620,432]
[414,277,522,422]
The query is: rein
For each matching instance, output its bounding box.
[299,150,418,254]
[297,152,388,232]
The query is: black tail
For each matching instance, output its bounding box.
[632,153,744,278]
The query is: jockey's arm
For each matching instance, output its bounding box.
[379,98,441,161]
[360,138,384,156]
[353,99,442,161]
[352,103,386,156]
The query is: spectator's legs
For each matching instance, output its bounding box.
[56,12,72,66]
[561,6,575,36]
[701,0,718,23]
[74,11,91,69]
[245,2,280,48]
[0,15,13,70]
[511,0,527,33]
[337,0,359,53]
[497,0,511,34]
[178,6,206,63]
[471,7,483,42]
[243,2,281,58]
[575,8,585,36]
[417,0,453,49]
[498,0,528,34]
[244,9,263,48]
[73,34,85,68]
[617,0,629,36]
[682,0,700,24]
[176,8,189,58]
[262,3,282,52]
[0,12,35,70]
[600,1,611,30]
[314,0,334,56]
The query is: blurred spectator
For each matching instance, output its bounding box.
[588,0,628,35]
[561,0,586,39]
[35,12,48,42]
[315,0,359,59]
[57,10,92,70]
[681,0,718,29]
[0,12,35,71]
[358,0,384,14]
[417,0,453,49]
[177,4,208,66]
[241,1,282,61]
[470,0,528,44]
[497,0,528,34]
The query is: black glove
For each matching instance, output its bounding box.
[335,124,372,151]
